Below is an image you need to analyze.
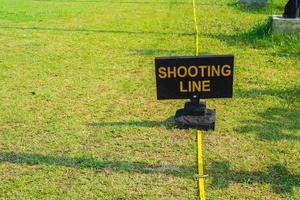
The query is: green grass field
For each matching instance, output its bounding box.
[0,0,299,199]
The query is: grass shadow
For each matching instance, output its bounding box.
[33,0,190,4]
[34,0,229,6]
[132,48,178,56]
[131,49,209,56]
[236,107,300,141]
[236,86,299,105]
[0,26,193,36]
[209,161,300,195]
[0,151,195,178]
[235,86,300,141]
[89,116,176,129]
[206,18,300,55]
[206,18,272,47]
[227,1,284,15]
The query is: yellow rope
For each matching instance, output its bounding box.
[192,0,199,56]
[193,2,204,197]
[197,130,206,200]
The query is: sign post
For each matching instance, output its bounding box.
[155,54,234,199]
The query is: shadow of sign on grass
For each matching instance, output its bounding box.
[209,161,300,196]
[0,152,195,178]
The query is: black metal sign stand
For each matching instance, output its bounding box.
[174,98,216,130]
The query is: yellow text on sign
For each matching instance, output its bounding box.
[158,65,232,79]
[180,80,210,92]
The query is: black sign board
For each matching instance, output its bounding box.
[155,55,234,100]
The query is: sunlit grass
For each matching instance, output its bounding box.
[0,0,299,199]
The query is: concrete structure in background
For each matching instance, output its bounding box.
[272,15,300,36]
[240,0,268,7]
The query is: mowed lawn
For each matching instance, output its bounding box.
[0,0,299,199]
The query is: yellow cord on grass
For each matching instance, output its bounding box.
[197,130,206,200]
[193,2,205,199]
[192,0,200,56]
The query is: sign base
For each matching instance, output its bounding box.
[174,101,215,130]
